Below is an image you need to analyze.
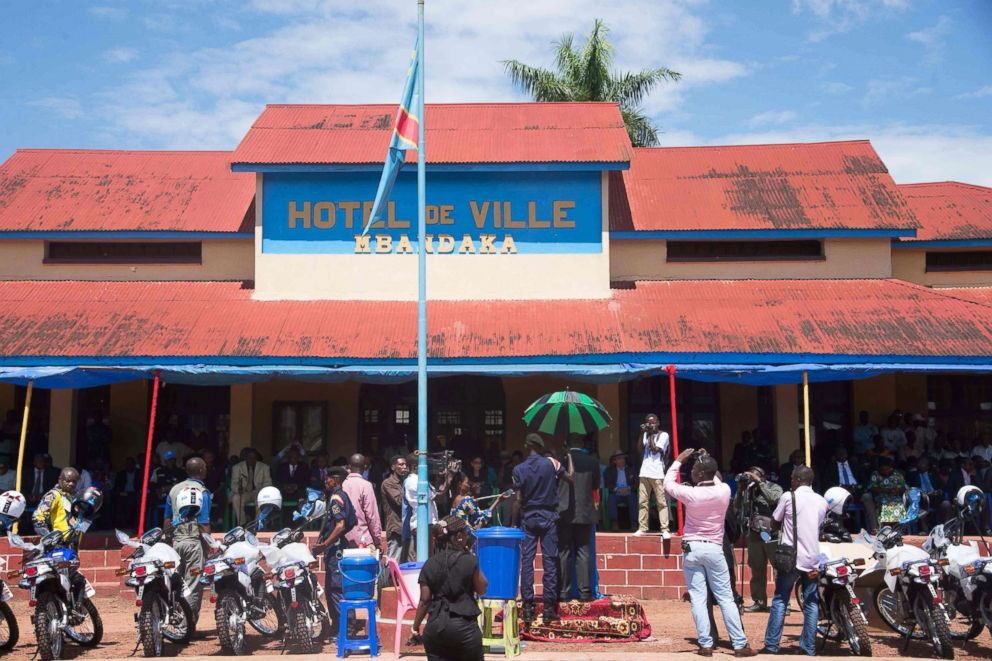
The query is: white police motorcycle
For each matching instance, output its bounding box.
[7,487,104,661]
[0,490,27,651]
[116,485,200,659]
[198,486,285,655]
[257,488,330,653]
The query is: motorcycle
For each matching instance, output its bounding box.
[922,520,986,641]
[971,557,992,636]
[115,527,195,657]
[196,525,285,655]
[0,555,18,651]
[800,551,874,656]
[257,489,330,653]
[7,527,103,661]
[867,525,955,659]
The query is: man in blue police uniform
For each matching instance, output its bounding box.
[512,433,573,625]
[313,466,356,639]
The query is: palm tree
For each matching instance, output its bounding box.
[503,20,681,147]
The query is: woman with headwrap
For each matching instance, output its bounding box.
[410,515,488,661]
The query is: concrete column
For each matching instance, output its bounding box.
[49,389,77,467]
[773,383,800,464]
[230,384,254,457]
[596,382,621,457]
[110,380,149,466]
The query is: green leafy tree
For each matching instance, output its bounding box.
[503,19,681,147]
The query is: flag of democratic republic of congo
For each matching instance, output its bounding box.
[363,37,421,235]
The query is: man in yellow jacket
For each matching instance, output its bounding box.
[33,467,79,539]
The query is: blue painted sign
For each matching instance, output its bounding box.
[261,170,602,254]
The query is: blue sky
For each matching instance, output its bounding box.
[1,0,990,184]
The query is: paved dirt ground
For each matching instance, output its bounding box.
[1,597,989,660]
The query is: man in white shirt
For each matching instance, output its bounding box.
[634,413,672,539]
[971,435,992,463]
[880,413,907,453]
[401,452,454,559]
[761,465,827,656]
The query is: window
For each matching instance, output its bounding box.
[45,241,202,264]
[667,240,823,262]
[484,409,504,427]
[363,409,379,424]
[437,410,461,425]
[395,407,411,425]
[272,402,327,456]
[925,251,992,272]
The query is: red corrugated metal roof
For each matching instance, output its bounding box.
[930,287,992,306]
[898,182,992,241]
[0,279,989,360]
[611,141,920,232]
[230,103,633,165]
[0,150,255,233]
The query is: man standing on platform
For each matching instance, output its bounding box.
[735,466,782,613]
[665,448,755,657]
[634,414,672,539]
[513,433,573,626]
[380,455,410,564]
[342,453,382,550]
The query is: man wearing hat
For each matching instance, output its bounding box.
[512,433,573,625]
[606,451,637,531]
[313,466,357,640]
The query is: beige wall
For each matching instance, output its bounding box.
[773,383,799,463]
[0,239,254,281]
[0,384,13,421]
[850,373,928,425]
[610,237,892,281]
[110,380,149,466]
[502,377,604,456]
[253,173,613,301]
[718,383,758,467]
[251,380,360,461]
[230,384,254,456]
[48,389,77,467]
[892,248,992,287]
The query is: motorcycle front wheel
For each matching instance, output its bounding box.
[979,589,992,637]
[162,597,193,644]
[873,586,925,639]
[915,593,954,660]
[64,598,103,647]
[0,600,19,651]
[138,596,165,657]
[34,592,64,661]
[215,591,246,656]
[936,581,984,640]
[834,594,873,657]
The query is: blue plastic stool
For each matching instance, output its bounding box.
[336,599,379,658]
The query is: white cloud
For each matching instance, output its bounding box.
[791,0,911,41]
[907,15,951,64]
[956,85,992,100]
[27,96,83,120]
[102,47,137,64]
[863,77,930,106]
[89,5,127,20]
[747,110,798,127]
[91,0,748,149]
[821,81,853,94]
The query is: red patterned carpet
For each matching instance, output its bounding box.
[525,595,653,643]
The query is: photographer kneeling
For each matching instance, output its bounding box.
[734,466,782,613]
[410,516,488,661]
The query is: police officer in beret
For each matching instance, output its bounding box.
[313,466,357,639]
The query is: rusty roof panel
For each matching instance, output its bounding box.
[0,279,990,361]
[898,182,992,241]
[0,150,256,233]
[611,141,921,232]
[231,103,633,165]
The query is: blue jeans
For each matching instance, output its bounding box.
[607,491,636,526]
[764,570,818,655]
[683,541,748,650]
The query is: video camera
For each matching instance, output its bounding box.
[423,450,461,479]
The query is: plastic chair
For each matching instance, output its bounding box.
[386,558,419,656]
[479,599,520,657]
[337,599,379,657]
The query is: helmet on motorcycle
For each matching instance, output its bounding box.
[955,485,984,518]
[824,486,852,516]
[900,486,928,524]
[173,484,205,526]
[256,486,282,530]
[72,487,103,520]
[0,490,26,529]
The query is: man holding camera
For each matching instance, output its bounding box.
[734,466,782,613]
[665,447,755,657]
[634,413,672,539]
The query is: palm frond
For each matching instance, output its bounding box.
[609,67,681,108]
[553,33,583,92]
[578,19,614,101]
[502,60,571,101]
[621,108,660,148]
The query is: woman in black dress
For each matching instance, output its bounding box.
[411,515,488,661]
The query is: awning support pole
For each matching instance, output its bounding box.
[665,365,684,536]
[138,372,161,536]
[802,370,811,467]
[12,380,33,534]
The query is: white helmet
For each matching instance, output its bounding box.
[173,485,204,525]
[956,485,984,516]
[256,486,283,530]
[824,486,851,515]
[0,490,26,527]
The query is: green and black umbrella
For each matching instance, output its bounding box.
[522,390,612,436]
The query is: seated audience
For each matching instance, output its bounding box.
[868,457,906,530]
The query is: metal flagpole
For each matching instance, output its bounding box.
[802,370,811,467]
[665,365,683,536]
[415,0,430,560]
[138,371,161,536]
[12,380,33,534]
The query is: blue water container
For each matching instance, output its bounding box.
[474,526,526,600]
[340,554,380,600]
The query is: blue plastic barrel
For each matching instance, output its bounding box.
[340,555,380,600]
[474,526,526,600]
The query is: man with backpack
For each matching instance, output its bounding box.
[313,466,358,640]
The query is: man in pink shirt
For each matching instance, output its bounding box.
[665,448,754,657]
[342,454,384,553]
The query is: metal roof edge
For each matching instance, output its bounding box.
[611,229,912,239]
